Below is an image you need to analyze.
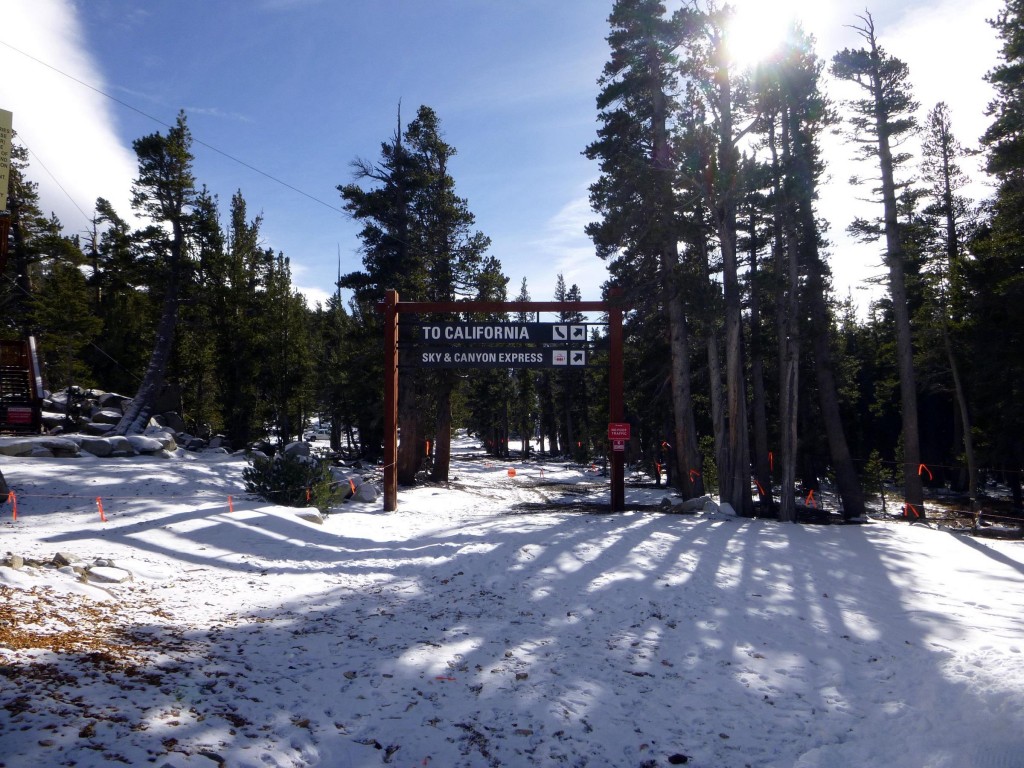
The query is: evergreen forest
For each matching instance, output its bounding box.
[3,0,1024,521]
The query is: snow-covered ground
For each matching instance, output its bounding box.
[2,436,1024,768]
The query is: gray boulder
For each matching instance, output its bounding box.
[0,438,36,456]
[87,566,133,583]
[353,481,379,503]
[127,435,164,454]
[90,408,124,425]
[77,436,115,457]
[142,427,178,451]
[156,412,188,433]
[283,441,311,458]
[97,392,130,411]
[83,422,115,436]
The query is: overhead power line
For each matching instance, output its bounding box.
[19,137,94,228]
[0,38,343,215]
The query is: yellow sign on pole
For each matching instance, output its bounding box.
[0,109,12,212]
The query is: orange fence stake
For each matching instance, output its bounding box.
[228,495,234,513]
[96,497,107,522]
[7,491,16,521]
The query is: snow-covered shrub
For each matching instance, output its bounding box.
[243,451,344,512]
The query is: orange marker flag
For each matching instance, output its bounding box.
[918,463,933,481]
[805,490,817,508]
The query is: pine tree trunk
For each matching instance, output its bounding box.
[873,59,925,519]
[777,231,800,524]
[887,255,925,516]
[944,324,977,506]
[396,374,421,485]
[714,61,753,517]
[563,378,575,457]
[695,231,725,500]
[748,247,774,512]
[115,226,184,436]
[806,283,866,519]
[705,331,726,498]
[665,269,703,499]
[790,98,867,520]
[431,377,453,482]
[648,44,701,499]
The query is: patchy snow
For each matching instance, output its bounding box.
[2,437,1024,768]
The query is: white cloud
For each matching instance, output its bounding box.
[521,190,605,302]
[0,0,137,230]
[295,284,333,309]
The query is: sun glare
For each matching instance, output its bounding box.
[725,0,832,71]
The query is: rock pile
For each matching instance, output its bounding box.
[2,552,134,584]
[0,428,185,459]
[658,494,726,515]
[3,386,383,507]
[1,386,233,458]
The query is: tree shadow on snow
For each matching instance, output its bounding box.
[7,478,1024,767]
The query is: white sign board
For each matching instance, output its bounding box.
[0,109,11,211]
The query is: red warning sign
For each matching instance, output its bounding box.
[607,422,630,441]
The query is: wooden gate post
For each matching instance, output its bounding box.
[609,290,625,512]
[383,289,399,511]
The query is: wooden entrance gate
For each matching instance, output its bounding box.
[381,290,626,512]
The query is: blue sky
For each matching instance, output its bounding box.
[0,0,1004,313]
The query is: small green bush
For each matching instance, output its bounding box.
[243,451,343,512]
[698,434,718,494]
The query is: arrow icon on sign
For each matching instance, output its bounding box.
[571,351,586,365]
[572,325,586,339]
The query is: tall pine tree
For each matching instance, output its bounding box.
[115,112,197,435]
[832,14,925,519]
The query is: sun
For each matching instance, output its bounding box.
[724,0,833,71]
